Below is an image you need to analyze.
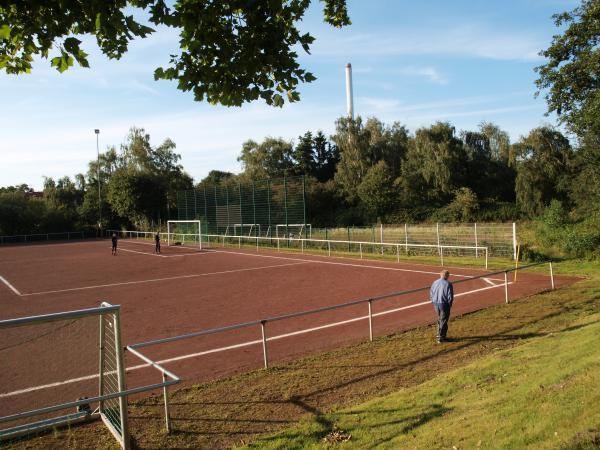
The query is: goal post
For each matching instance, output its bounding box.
[275,223,311,239]
[0,303,130,449]
[167,220,202,250]
[233,223,261,237]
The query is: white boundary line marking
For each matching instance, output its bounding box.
[0,281,512,398]
[482,277,496,286]
[119,246,215,258]
[20,261,309,297]
[213,248,504,281]
[0,275,22,296]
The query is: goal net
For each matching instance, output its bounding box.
[232,224,261,237]
[0,303,130,449]
[275,223,312,239]
[167,220,202,249]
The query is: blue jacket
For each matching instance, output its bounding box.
[430,278,454,305]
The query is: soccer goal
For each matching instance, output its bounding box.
[233,223,261,237]
[167,220,202,249]
[275,223,312,239]
[0,303,130,448]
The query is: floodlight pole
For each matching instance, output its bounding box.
[95,129,102,233]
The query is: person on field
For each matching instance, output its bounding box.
[111,233,118,256]
[155,232,161,254]
[430,269,454,343]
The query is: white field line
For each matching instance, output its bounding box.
[19,261,310,297]
[482,277,497,286]
[0,275,22,296]
[213,248,504,281]
[119,246,215,258]
[0,281,512,398]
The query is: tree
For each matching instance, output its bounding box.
[313,131,339,182]
[569,134,600,217]
[397,122,466,207]
[535,0,600,136]
[357,161,396,220]
[293,131,316,176]
[447,187,479,221]
[1,0,350,107]
[238,137,295,179]
[513,127,573,216]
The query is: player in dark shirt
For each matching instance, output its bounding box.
[155,232,161,254]
[111,233,118,255]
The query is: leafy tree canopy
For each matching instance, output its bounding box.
[0,0,350,106]
[535,0,600,135]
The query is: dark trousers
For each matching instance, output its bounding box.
[433,303,451,339]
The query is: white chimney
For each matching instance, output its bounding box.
[345,63,354,119]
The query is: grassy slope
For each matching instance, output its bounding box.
[243,298,600,449]
[6,260,598,449]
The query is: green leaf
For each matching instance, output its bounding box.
[0,25,10,40]
[51,54,74,73]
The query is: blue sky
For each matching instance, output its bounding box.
[0,0,578,190]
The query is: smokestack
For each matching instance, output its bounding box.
[345,63,354,120]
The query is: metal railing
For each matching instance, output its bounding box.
[129,261,554,374]
[0,231,86,244]
[205,232,490,269]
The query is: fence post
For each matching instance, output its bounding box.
[162,372,171,433]
[396,244,400,263]
[485,248,488,270]
[512,222,517,260]
[504,271,509,304]
[436,222,441,256]
[549,262,555,290]
[360,243,363,259]
[405,223,409,255]
[260,320,269,369]
[368,299,373,342]
[347,226,351,252]
[380,224,384,256]
[328,241,331,256]
[440,246,444,267]
[474,223,478,258]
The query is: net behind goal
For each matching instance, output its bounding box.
[167,220,202,249]
[0,303,129,449]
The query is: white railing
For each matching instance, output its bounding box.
[0,231,85,244]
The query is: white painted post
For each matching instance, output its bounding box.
[113,310,130,450]
[474,223,479,258]
[440,246,444,267]
[512,222,517,260]
[504,271,509,304]
[260,321,269,369]
[396,244,400,263]
[549,262,555,290]
[380,224,384,255]
[404,223,409,255]
[485,248,489,270]
[436,222,441,256]
[328,240,331,256]
[360,242,363,259]
[162,372,171,433]
[368,299,373,342]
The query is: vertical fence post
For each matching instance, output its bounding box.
[405,223,409,255]
[260,320,269,369]
[485,248,488,270]
[347,226,351,252]
[396,244,400,263]
[360,242,363,259]
[328,241,331,256]
[368,299,373,342]
[112,309,130,449]
[440,246,444,267]
[549,262,555,290]
[380,224,384,255]
[436,222,441,256]
[98,314,105,412]
[474,223,478,258]
[504,271,509,304]
[162,372,171,433]
[512,222,517,261]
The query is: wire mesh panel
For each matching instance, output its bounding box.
[177,176,307,237]
[0,304,129,449]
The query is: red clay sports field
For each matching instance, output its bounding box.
[0,237,576,419]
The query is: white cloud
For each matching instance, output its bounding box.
[396,66,448,85]
[312,24,544,61]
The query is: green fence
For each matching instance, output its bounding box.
[177,176,307,237]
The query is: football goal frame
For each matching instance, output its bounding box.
[275,223,312,239]
[167,220,202,250]
[233,223,261,237]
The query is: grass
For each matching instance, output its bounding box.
[4,260,598,449]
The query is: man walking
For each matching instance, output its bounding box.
[431,269,454,343]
